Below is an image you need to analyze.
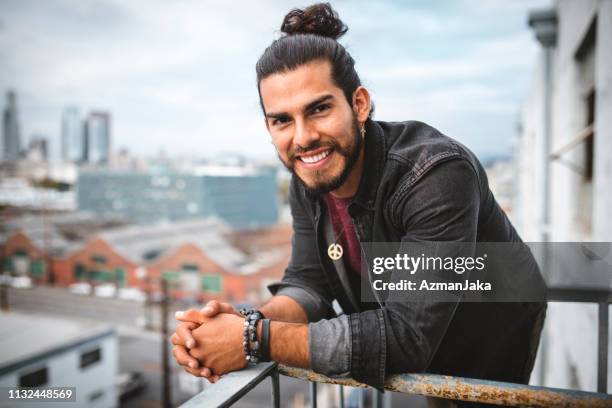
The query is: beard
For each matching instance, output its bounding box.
[278,116,363,196]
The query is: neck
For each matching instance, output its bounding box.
[329,144,365,199]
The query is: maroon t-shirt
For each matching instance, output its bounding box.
[322,193,364,278]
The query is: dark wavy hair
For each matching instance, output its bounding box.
[255,3,373,117]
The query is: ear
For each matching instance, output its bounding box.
[352,86,371,123]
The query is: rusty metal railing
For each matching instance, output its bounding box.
[178,362,612,408]
[179,289,612,407]
[282,366,612,408]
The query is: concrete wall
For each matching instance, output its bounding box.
[517,0,612,392]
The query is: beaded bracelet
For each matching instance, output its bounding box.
[239,308,265,364]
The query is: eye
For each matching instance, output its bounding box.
[272,116,291,126]
[312,103,330,114]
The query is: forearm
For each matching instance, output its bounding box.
[259,295,309,323]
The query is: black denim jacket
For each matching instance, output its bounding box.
[268,119,547,393]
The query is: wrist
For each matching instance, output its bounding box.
[240,308,267,364]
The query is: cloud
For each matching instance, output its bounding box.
[363,32,538,82]
[0,0,549,161]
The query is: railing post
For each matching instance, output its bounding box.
[372,389,381,408]
[338,385,344,408]
[271,366,280,408]
[598,301,609,393]
[310,381,317,408]
[373,389,388,408]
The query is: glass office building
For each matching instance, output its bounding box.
[61,106,84,162]
[84,112,111,164]
[76,166,279,229]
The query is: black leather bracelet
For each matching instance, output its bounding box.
[260,318,271,362]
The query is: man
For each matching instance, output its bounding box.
[170,3,547,405]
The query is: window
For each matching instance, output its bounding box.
[2,257,13,273]
[29,260,45,278]
[182,263,199,272]
[89,390,104,402]
[162,271,180,281]
[90,270,111,282]
[19,367,48,387]
[14,249,27,257]
[162,271,181,290]
[80,348,101,369]
[575,88,595,237]
[91,255,107,264]
[201,275,222,294]
[74,263,86,281]
[114,268,126,287]
[143,249,162,261]
[584,89,595,181]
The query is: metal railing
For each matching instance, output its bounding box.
[179,289,612,407]
[179,363,612,408]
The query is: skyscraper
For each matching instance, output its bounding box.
[2,90,21,162]
[84,111,111,164]
[61,106,84,162]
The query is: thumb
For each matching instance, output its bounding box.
[201,301,240,317]
[175,309,206,324]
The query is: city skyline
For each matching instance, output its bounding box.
[0,0,550,162]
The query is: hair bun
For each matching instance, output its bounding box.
[281,3,348,40]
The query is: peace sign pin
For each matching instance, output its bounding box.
[328,243,343,260]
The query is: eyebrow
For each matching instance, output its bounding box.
[265,94,335,120]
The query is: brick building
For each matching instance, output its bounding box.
[1,214,291,304]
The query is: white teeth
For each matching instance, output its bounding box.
[300,149,331,164]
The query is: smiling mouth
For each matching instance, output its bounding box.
[297,148,332,164]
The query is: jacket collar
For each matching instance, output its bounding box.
[302,118,387,213]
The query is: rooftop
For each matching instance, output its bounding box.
[0,311,115,374]
[1,211,129,256]
[96,216,249,271]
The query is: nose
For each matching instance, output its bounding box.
[293,119,320,151]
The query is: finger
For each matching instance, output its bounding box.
[220,302,241,316]
[170,333,180,346]
[184,366,204,377]
[184,365,215,382]
[175,309,207,324]
[202,370,221,384]
[200,300,220,316]
[176,322,198,349]
[201,300,240,317]
[206,367,222,383]
[172,346,199,369]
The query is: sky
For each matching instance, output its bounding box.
[0,0,551,163]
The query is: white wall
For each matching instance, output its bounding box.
[517,0,612,392]
[0,333,118,408]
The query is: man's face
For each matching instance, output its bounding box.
[260,59,362,195]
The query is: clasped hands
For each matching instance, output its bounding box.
[170,300,249,383]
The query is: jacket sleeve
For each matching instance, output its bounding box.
[267,177,336,322]
[350,158,481,390]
